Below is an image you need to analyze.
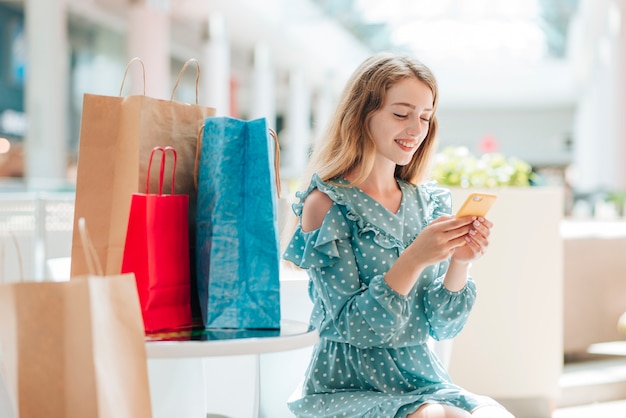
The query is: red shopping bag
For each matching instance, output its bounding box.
[122,146,192,332]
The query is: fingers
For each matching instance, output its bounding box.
[462,234,484,256]
[471,217,492,239]
[428,216,493,258]
[476,216,493,229]
[429,216,481,246]
[431,215,474,231]
[466,217,492,253]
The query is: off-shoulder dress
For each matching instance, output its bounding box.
[282,174,503,418]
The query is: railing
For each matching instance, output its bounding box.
[0,192,75,282]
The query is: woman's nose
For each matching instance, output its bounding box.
[406,123,421,138]
[407,117,427,138]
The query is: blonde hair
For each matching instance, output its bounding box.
[306,52,440,186]
[280,53,440,255]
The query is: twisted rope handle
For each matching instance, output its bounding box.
[269,128,281,199]
[119,57,146,96]
[0,231,24,283]
[78,218,104,276]
[171,58,200,104]
[193,124,204,191]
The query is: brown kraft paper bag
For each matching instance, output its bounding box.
[70,58,215,285]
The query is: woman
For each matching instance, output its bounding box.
[282,53,515,418]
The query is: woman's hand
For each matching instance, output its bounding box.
[385,215,473,295]
[406,215,474,266]
[451,216,493,263]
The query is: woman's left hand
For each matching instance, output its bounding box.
[452,216,493,263]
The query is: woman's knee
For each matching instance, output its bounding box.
[407,403,472,418]
[471,405,516,418]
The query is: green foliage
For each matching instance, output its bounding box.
[432,146,538,188]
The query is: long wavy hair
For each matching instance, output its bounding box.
[306,52,440,187]
[281,53,441,252]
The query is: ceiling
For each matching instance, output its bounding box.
[46,0,590,108]
[314,0,584,108]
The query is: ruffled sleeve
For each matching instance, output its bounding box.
[281,175,413,347]
[282,175,352,269]
[423,259,477,341]
[420,182,453,227]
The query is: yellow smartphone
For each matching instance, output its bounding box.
[455,192,497,218]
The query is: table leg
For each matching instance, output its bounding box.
[202,355,260,418]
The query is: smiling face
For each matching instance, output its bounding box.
[368,77,434,168]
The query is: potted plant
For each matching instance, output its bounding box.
[431,145,539,188]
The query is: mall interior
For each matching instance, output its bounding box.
[1,0,626,417]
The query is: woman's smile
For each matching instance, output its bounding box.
[395,138,419,152]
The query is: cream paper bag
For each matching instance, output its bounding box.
[0,219,152,418]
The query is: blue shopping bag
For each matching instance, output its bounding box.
[196,117,281,329]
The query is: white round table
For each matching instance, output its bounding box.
[145,320,318,418]
[145,319,318,358]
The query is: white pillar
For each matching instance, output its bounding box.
[615,0,626,190]
[311,73,337,145]
[571,0,626,192]
[251,42,276,128]
[126,0,170,99]
[24,0,68,189]
[282,70,311,179]
[201,14,230,115]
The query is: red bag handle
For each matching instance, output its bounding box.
[146,146,177,195]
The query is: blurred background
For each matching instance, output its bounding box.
[2,0,626,417]
[0,0,624,203]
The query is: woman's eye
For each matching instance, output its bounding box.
[393,113,408,119]
[421,117,431,123]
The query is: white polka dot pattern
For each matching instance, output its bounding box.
[282,174,500,417]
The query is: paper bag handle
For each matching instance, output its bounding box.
[269,128,282,199]
[193,126,204,191]
[119,57,147,96]
[147,146,178,195]
[171,58,200,104]
[78,218,104,276]
[192,126,282,199]
[0,231,24,283]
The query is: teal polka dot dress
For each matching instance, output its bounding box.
[282,174,504,418]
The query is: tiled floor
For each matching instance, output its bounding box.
[553,356,626,418]
[553,400,626,418]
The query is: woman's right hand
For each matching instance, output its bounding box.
[384,215,473,296]
[406,215,473,265]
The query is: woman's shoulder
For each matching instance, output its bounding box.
[301,189,334,232]
[291,173,348,218]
